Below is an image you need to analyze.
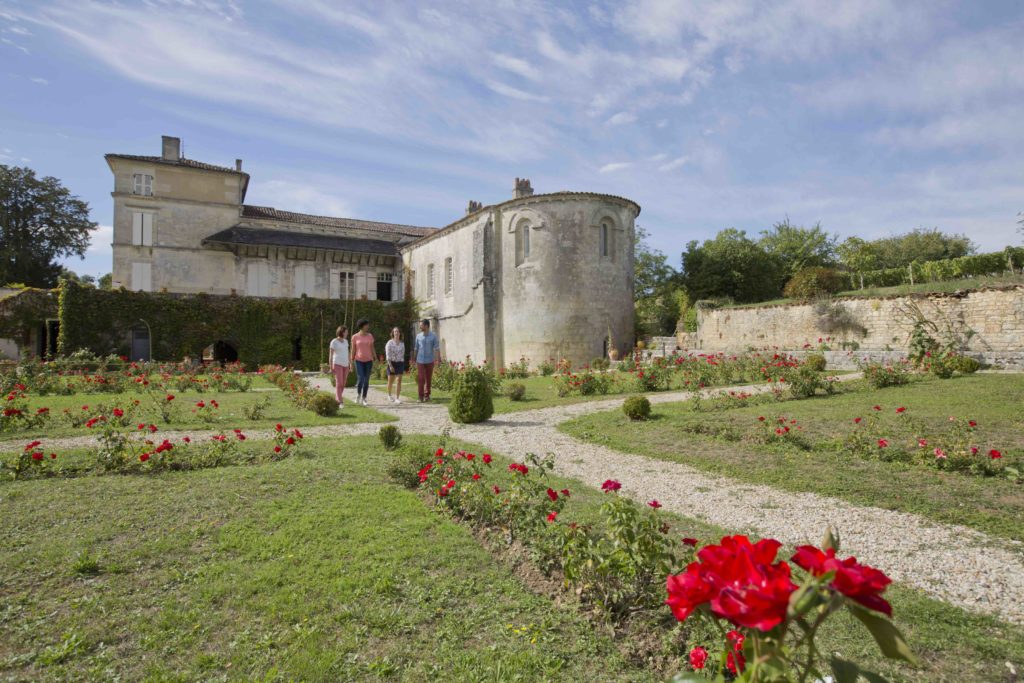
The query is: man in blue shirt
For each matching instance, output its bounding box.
[413,319,440,402]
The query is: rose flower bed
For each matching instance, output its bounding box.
[401,443,912,681]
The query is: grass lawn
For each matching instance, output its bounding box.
[560,373,1024,542]
[2,386,393,445]
[0,435,659,682]
[2,435,1021,681]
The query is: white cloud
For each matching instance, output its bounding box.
[1,37,29,54]
[606,111,637,126]
[86,224,113,253]
[492,53,541,81]
[256,179,355,218]
[30,77,48,85]
[485,80,550,102]
[599,162,632,173]
[658,156,689,172]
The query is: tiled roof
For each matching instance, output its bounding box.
[241,204,435,237]
[104,154,248,176]
[203,226,401,256]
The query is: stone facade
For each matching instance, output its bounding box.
[102,136,639,367]
[405,190,639,367]
[689,287,1024,367]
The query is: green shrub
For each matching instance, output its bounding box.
[622,395,651,420]
[786,365,831,399]
[783,267,846,300]
[683,307,698,333]
[804,353,827,372]
[591,357,610,371]
[951,355,981,374]
[929,355,957,379]
[432,362,459,392]
[308,392,339,417]
[448,366,494,424]
[386,445,432,489]
[538,359,555,376]
[861,362,910,388]
[378,424,402,451]
[507,382,526,401]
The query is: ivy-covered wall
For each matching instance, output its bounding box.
[56,281,418,370]
[0,288,59,352]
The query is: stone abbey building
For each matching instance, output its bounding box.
[107,136,639,366]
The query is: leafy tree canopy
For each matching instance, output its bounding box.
[759,219,837,276]
[0,165,97,288]
[868,228,974,269]
[634,225,682,336]
[680,228,786,304]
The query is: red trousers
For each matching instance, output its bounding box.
[332,364,350,402]
[416,361,434,399]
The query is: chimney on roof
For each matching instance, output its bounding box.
[161,135,181,161]
[235,159,243,171]
[466,199,482,214]
[513,177,534,199]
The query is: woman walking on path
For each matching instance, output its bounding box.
[351,319,375,406]
[328,326,350,406]
[384,327,406,404]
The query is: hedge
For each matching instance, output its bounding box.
[0,288,58,351]
[53,281,417,370]
[849,247,1024,290]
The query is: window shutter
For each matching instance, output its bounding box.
[356,271,369,299]
[132,212,143,245]
[142,213,153,246]
[132,262,152,291]
[329,269,341,299]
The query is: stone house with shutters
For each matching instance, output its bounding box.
[104,136,639,366]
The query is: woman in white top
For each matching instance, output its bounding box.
[328,326,350,406]
[384,327,406,404]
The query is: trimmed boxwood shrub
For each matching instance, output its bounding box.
[448,366,494,424]
[507,382,526,401]
[783,267,845,300]
[378,424,402,450]
[308,392,339,417]
[622,395,651,421]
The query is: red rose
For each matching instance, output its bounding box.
[286,437,296,445]
[274,445,282,453]
[276,423,283,432]
[560,489,570,497]
[482,453,492,464]
[601,479,622,492]
[666,535,795,631]
[681,537,699,547]
[472,473,481,480]
[872,405,882,411]
[196,401,205,408]
[492,485,501,494]
[727,650,746,674]
[689,647,708,670]
[648,500,662,509]
[968,420,977,427]
[989,449,1002,459]
[546,488,559,502]
[31,451,43,461]
[546,511,558,523]
[50,453,56,459]
[139,452,150,462]
[854,417,862,424]
[435,447,445,457]
[791,546,892,616]
[877,439,889,448]
[437,487,448,498]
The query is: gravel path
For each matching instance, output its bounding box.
[6,377,1024,625]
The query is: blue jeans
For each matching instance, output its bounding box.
[355,360,372,399]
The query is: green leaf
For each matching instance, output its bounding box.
[667,674,712,683]
[821,525,841,552]
[830,655,892,683]
[847,603,918,665]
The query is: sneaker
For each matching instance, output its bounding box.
[394,396,401,404]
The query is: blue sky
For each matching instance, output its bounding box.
[1,0,1022,278]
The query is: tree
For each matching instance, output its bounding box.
[0,165,97,288]
[869,228,974,269]
[98,273,113,290]
[837,237,879,289]
[759,219,837,277]
[634,226,682,336]
[680,228,786,304]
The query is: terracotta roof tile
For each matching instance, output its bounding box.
[241,204,435,237]
[104,153,248,176]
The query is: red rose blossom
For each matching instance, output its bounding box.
[482,453,492,464]
[601,479,622,492]
[546,488,559,502]
[546,511,558,522]
[666,535,796,631]
[689,646,708,670]
[791,546,892,616]
[989,449,1002,459]
[681,537,699,547]
[648,500,662,509]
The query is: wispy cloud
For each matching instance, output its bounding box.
[658,156,688,172]
[606,112,637,126]
[599,162,633,174]
[485,81,550,102]
[29,77,48,85]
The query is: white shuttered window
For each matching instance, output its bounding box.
[131,262,152,292]
[294,264,316,297]
[131,212,154,246]
[132,173,153,196]
[246,261,271,297]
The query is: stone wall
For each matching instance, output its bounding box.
[691,286,1024,367]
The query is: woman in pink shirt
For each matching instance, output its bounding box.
[351,318,376,406]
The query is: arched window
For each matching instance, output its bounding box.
[599,219,615,260]
[515,221,531,266]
